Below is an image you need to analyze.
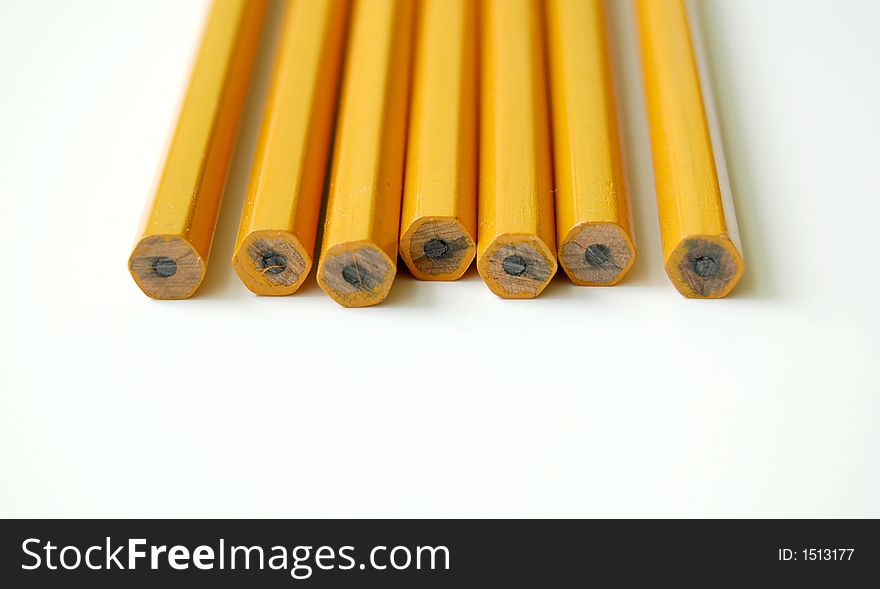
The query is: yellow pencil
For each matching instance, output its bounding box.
[128,0,268,299]
[477,0,557,299]
[232,0,349,296]
[316,0,415,307]
[546,0,636,286]
[398,0,477,281]
[635,0,745,298]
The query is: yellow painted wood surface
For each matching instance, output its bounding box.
[232,0,349,296]
[398,0,477,281]
[547,0,636,286]
[316,0,415,307]
[635,0,744,298]
[128,0,268,299]
[477,0,557,299]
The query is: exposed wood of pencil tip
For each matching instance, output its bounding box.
[400,217,475,280]
[129,235,205,300]
[558,223,635,286]
[478,235,557,299]
[317,242,396,307]
[666,235,742,298]
[231,231,309,295]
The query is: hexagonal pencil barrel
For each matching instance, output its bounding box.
[635,0,745,298]
[546,0,636,286]
[398,0,477,281]
[316,0,416,307]
[477,0,558,299]
[232,0,349,296]
[128,0,269,299]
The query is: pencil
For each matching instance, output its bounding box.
[316,0,415,307]
[546,0,636,286]
[635,0,745,298]
[231,0,349,296]
[398,0,477,281]
[128,0,268,299]
[477,0,557,299]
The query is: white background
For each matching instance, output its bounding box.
[1,0,878,517]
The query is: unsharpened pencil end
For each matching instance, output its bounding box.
[665,235,745,299]
[317,242,397,307]
[477,234,557,299]
[399,217,476,281]
[128,235,206,300]
[559,222,636,286]
[232,230,311,296]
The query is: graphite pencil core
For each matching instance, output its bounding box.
[692,255,719,278]
[260,252,287,275]
[424,238,450,260]
[152,257,178,277]
[502,255,528,276]
[342,264,361,287]
[584,244,611,267]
